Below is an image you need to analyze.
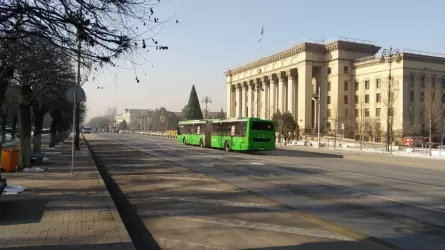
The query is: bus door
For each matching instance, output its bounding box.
[205,121,212,147]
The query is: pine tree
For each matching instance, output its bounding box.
[184,85,203,120]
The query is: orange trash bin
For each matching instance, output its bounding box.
[1,149,20,173]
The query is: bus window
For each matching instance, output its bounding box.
[251,121,274,131]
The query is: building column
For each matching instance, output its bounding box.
[261,79,267,119]
[248,81,254,117]
[235,84,241,117]
[287,70,295,117]
[298,64,313,133]
[254,81,258,117]
[226,83,232,118]
[278,73,284,112]
[242,84,248,117]
[269,75,277,116]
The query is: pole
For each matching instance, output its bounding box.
[71,31,81,174]
[386,59,392,152]
[317,86,321,146]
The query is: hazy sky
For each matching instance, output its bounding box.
[83,0,445,120]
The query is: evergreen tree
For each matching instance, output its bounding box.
[184,85,204,120]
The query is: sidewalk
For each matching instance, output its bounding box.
[0,138,134,250]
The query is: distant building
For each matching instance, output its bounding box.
[225,38,445,138]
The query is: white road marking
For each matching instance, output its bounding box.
[156,176,214,182]
[144,210,354,241]
[151,196,280,211]
[157,237,227,250]
[249,165,445,215]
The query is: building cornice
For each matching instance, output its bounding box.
[225,40,381,76]
[402,53,445,64]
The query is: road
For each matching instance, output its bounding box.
[85,132,445,250]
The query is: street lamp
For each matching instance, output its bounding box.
[312,86,321,146]
[380,47,402,152]
[202,96,212,119]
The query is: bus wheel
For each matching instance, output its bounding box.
[199,139,204,148]
[224,141,231,152]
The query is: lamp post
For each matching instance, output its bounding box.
[312,86,321,146]
[380,47,402,152]
[202,96,212,119]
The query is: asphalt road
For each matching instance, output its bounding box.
[86,132,445,250]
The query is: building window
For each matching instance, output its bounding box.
[421,77,425,88]
[328,67,331,75]
[442,78,445,89]
[376,79,381,89]
[376,93,381,103]
[355,109,358,117]
[344,95,348,104]
[327,81,331,91]
[355,122,359,129]
[344,109,348,117]
[442,94,445,104]
[410,91,414,102]
[432,78,436,88]
[376,108,381,117]
[365,80,370,89]
[344,81,348,91]
[344,66,349,73]
[365,94,369,103]
[365,109,370,117]
[327,109,331,117]
[410,75,415,87]
[421,92,424,102]
[355,95,358,104]
[355,81,359,90]
[327,96,331,104]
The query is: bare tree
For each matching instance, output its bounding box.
[355,99,366,150]
[104,106,118,121]
[328,104,342,148]
[422,80,444,144]
[364,118,379,142]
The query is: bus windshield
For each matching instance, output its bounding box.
[251,121,274,131]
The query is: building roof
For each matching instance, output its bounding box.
[224,38,381,76]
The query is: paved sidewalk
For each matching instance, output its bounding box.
[0,138,134,250]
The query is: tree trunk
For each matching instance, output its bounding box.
[1,115,7,144]
[11,115,17,140]
[32,104,45,153]
[49,111,58,148]
[18,101,32,170]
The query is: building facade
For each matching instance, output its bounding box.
[225,39,445,137]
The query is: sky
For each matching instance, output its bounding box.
[83,0,445,121]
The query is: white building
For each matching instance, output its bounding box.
[225,38,445,138]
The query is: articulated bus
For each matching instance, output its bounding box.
[177,117,276,152]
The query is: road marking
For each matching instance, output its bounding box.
[157,237,227,250]
[151,196,281,211]
[143,210,354,241]
[249,165,445,215]
[156,176,214,182]
[238,153,445,190]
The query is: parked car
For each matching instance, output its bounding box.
[81,126,92,134]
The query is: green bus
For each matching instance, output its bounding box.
[177,117,276,152]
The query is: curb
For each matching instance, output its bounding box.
[81,135,136,250]
[83,134,161,250]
